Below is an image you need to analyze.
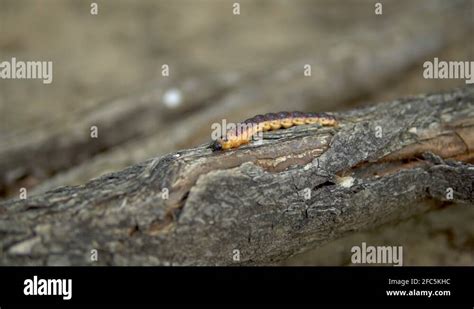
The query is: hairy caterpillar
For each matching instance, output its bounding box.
[210,111,337,151]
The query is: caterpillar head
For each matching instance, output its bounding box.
[209,140,223,151]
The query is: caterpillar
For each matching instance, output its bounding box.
[210,111,337,151]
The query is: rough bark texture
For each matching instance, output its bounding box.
[1,0,473,200]
[0,87,473,266]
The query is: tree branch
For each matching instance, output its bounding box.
[1,87,473,265]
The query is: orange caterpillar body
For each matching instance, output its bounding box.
[210,111,337,151]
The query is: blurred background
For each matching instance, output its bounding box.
[0,0,473,265]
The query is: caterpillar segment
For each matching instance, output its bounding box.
[210,111,337,151]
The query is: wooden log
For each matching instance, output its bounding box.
[0,87,473,265]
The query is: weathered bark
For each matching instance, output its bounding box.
[0,87,473,266]
[2,0,472,199]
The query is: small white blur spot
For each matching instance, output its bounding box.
[338,176,354,188]
[162,88,182,108]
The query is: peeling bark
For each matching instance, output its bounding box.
[0,87,473,266]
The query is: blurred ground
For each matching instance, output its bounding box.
[0,0,473,265]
